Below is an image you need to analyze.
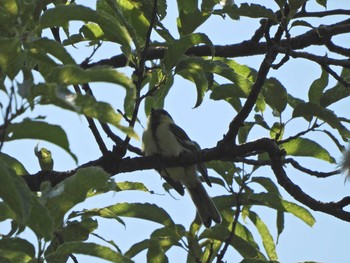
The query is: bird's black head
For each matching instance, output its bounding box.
[149,108,174,127]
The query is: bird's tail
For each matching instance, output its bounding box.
[187,182,222,228]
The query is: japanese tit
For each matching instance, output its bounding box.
[142,108,221,227]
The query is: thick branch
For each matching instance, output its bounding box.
[84,19,350,69]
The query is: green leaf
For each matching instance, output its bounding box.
[5,119,77,163]
[292,102,350,140]
[177,3,210,35]
[26,37,75,65]
[163,33,214,71]
[288,0,307,11]
[0,163,32,225]
[39,4,131,48]
[42,167,110,227]
[46,242,132,263]
[200,225,267,260]
[73,94,138,139]
[26,196,54,240]
[308,69,328,105]
[101,203,175,227]
[262,78,287,115]
[145,70,173,115]
[238,3,277,21]
[175,58,209,108]
[248,211,278,261]
[0,152,28,175]
[0,37,23,79]
[0,238,35,262]
[248,193,315,227]
[147,239,169,263]
[125,239,149,259]
[46,65,133,87]
[316,0,327,8]
[270,122,284,141]
[251,177,280,195]
[320,68,350,107]
[0,202,15,222]
[282,137,335,163]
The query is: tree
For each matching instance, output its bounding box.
[0,0,350,262]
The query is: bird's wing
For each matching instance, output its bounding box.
[159,169,185,196]
[169,123,212,187]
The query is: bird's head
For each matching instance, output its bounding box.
[148,108,174,127]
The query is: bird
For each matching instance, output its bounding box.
[142,108,221,227]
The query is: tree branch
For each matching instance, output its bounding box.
[83,19,350,69]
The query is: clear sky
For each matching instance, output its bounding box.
[2,1,350,262]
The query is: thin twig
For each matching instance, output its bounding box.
[73,84,108,155]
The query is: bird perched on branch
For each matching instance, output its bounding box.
[142,108,221,227]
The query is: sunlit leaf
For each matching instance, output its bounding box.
[282,137,335,163]
[0,37,23,79]
[163,33,214,71]
[292,102,350,140]
[46,242,132,263]
[200,225,267,260]
[0,152,28,175]
[248,211,278,261]
[39,4,131,48]
[101,203,175,227]
[0,238,35,262]
[46,65,133,87]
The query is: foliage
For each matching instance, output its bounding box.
[0,0,349,262]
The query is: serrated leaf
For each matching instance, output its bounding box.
[282,137,335,163]
[291,20,314,28]
[292,102,350,140]
[0,152,28,175]
[125,239,150,259]
[42,167,110,228]
[47,242,132,263]
[0,238,35,262]
[238,3,277,21]
[5,119,77,163]
[163,33,214,71]
[39,4,131,48]
[308,69,328,105]
[248,211,278,261]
